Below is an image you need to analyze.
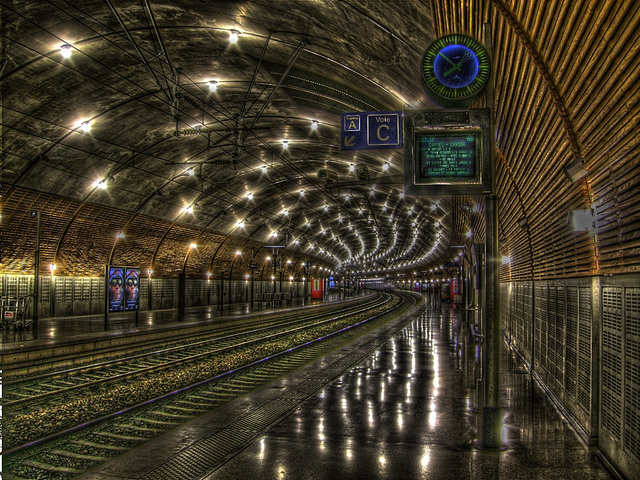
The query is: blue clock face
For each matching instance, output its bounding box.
[433,44,479,89]
[421,34,490,108]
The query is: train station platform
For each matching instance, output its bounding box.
[78,301,614,480]
[0,293,349,349]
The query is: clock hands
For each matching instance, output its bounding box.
[442,51,474,77]
[437,51,457,67]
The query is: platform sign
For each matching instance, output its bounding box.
[404,109,491,195]
[125,268,140,311]
[341,111,403,150]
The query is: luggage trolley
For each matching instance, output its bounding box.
[1,296,33,330]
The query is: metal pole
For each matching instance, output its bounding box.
[220,271,224,313]
[33,210,41,326]
[272,255,277,294]
[250,268,255,313]
[482,22,502,449]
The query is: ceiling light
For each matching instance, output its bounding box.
[95,179,107,189]
[501,255,511,265]
[187,167,195,176]
[383,161,390,171]
[184,205,194,214]
[236,220,245,228]
[236,250,242,256]
[190,242,197,249]
[282,139,289,149]
[311,120,319,130]
[208,80,218,92]
[299,189,305,197]
[246,192,253,199]
[80,121,91,133]
[349,163,355,172]
[261,165,267,174]
[229,29,239,43]
[60,44,72,58]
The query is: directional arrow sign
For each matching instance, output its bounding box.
[343,135,356,147]
[341,111,403,150]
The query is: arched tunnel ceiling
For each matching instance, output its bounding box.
[1,1,639,280]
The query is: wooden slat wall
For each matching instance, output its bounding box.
[0,186,332,279]
[431,0,640,281]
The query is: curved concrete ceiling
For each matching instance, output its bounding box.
[1,1,639,281]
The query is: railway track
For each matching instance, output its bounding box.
[3,292,418,480]
[3,293,390,414]
[3,294,377,377]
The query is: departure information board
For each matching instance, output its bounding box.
[418,133,477,179]
[403,109,491,195]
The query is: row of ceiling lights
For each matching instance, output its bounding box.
[58,32,434,275]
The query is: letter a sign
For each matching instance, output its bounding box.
[341,111,402,150]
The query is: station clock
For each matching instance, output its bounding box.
[421,34,491,108]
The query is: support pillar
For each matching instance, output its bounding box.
[481,21,502,449]
[178,272,186,317]
[482,194,502,449]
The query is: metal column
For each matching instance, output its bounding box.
[481,22,502,449]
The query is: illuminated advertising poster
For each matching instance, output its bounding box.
[125,268,140,311]
[451,278,460,296]
[109,267,125,312]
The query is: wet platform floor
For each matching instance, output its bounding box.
[79,303,613,480]
[0,294,346,349]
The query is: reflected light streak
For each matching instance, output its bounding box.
[429,410,437,428]
[259,438,266,460]
[345,438,354,461]
[368,401,375,426]
[420,447,431,471]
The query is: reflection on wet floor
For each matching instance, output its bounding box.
[0,295,341,346]
[210,304,612,480]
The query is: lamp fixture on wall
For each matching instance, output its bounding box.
[563,157,588,183]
